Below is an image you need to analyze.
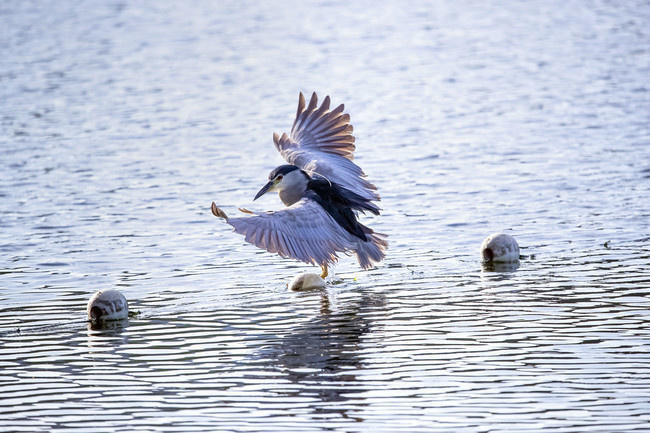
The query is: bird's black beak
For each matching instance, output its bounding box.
[254,180,276,201]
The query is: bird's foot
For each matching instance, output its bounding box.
[320,265,328,279]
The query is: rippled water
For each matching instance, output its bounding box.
[2,1,649,432]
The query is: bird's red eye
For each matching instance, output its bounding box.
[277,175,283,181]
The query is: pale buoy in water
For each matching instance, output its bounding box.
[87,289,128,322]
[480,233,520,263]
[288,273,326,291]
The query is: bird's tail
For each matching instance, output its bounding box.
[355,228,388,270]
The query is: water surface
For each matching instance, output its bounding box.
[1,1,649,432]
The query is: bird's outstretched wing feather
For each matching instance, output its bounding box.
[220,199,357,266]
[273,92,379,201]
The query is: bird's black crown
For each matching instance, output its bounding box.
[268,164,304,179]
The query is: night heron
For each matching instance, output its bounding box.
[211,92,387,278]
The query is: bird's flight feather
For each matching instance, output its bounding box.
[273,92,379,202]
[226,200,357,266]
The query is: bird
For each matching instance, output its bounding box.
[211,92,387,279]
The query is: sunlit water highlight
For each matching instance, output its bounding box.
[1,1,649,432]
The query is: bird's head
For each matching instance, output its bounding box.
[254,165,309,201]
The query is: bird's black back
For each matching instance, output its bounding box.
[306,178,379,241]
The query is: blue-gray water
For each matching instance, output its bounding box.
[1,1,649,432]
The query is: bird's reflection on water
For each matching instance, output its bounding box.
[259,289,386,418]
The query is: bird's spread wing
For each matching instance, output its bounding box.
[220,199,357,266]
[273,92,379,202]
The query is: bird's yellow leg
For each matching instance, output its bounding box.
[320,265,328,279]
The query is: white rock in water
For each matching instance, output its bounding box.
[87,289,129,321]
[288,273,326,291]
[480,233,520,263]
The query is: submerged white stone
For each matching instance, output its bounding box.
[480,233,520,263]
[288,273,327,291]
[87,289,129,321]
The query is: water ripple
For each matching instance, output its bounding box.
[2,0,650,431]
